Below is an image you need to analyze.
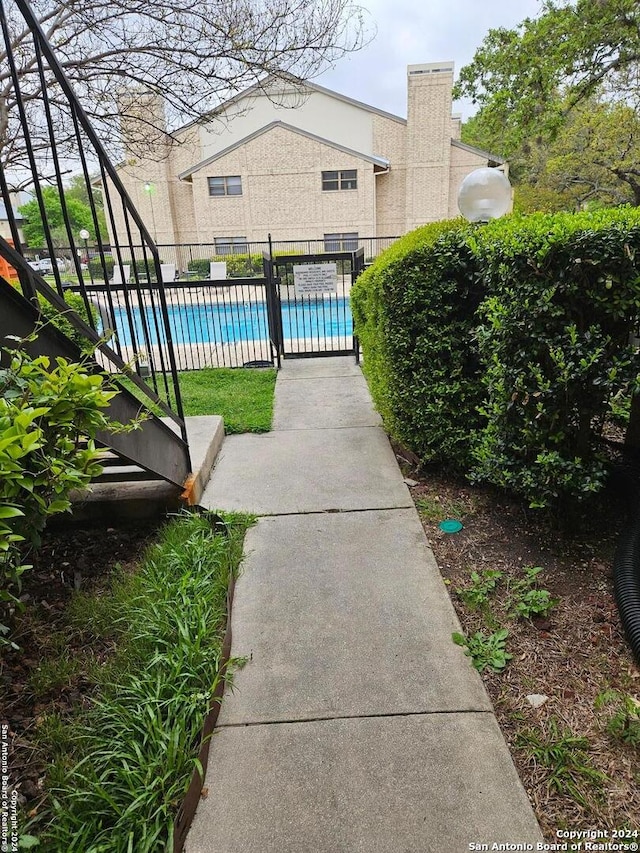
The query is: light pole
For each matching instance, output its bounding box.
[79,228,93,285]
[143,182,157,240]
[457,167,512,223]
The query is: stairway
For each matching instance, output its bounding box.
[0,271,192,493]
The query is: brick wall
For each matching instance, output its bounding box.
[405,63,454,230]
[373,115,406,236]
[189,124,376,244]
[109,71,504,249]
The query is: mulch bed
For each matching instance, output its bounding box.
[3,467,640,841]
[402,458,640,838]
[0,519,160,818]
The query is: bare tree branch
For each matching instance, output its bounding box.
[1,0,371,186]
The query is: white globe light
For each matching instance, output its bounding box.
[79,228,90,240]
[457,168,512,223]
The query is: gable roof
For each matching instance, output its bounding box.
[176,73,406,137]
[451,138,505,165]
[178,120,391,181]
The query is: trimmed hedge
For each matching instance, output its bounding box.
[187,253,264,278]
[351,219,484,468]
[470,209,640,508]
[87,257,167,281]
[352,207,640,510]
[88,255,115,280]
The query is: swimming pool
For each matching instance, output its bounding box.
[110,297,353,347]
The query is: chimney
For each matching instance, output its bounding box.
[118,89,168,155]
[405,62,454,230]
[112,89,176,244]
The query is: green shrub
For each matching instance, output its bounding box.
[0,339,120,645]
[187,258,209,277]
[226,252,263,277]
[38,291,100,350]
[351,219,484,469]
[133,257,165,281]
[354,206,640,511]
[470,208,640,509]
[88,254,115,280]
[188,253,264,278]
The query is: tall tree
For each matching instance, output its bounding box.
[19,186,97,247]
[0,0,368,189]
[65,174,108,238]
[463,96,640,211]
[454,0,640,150]
[456,0,640,209]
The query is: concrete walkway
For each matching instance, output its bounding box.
[186,357,542,853]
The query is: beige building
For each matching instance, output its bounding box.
[111,62,506,252]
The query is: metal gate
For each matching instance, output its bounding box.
[263,247,365,360]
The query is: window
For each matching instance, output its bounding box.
[208,175,242,197]
[322,169,357,191]
[324,232,359,252]
[215,236,248,255]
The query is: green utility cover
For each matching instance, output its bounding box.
[439,519,463,533]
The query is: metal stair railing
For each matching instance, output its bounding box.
[0,0,191,484]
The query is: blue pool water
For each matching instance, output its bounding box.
[111,297,353,346]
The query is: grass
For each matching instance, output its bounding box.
[27,653,83,699]
[25,510,254,852]
[178,367,276,432]
[414,493,480,522]
[118,367,276,434]
[516,717,608,808]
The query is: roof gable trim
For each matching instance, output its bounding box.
[179,121,391,180]
[176,73,406,136]
[451,138,505,165]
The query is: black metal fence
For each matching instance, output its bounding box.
[0,0,188,443]
[75,278,274,371]
[70,246,366,370]
[20,235,399,281]
[265,248,365,359]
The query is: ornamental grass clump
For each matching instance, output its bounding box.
[32,511,253,852]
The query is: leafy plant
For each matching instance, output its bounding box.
[0,335,130,645]
[512,589,556,619]
[26,511,253,851]
[452,628,512,672]
[595,689,640,747]
[507,566,558,620]
[456,569,503,610]
[516,717,607,806]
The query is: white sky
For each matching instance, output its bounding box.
[315,0,543,120]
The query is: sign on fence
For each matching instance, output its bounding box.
[293,263,337,296]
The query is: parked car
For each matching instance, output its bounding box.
[27,256,67,274]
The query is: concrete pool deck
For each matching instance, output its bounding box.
[187,356,543,852]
